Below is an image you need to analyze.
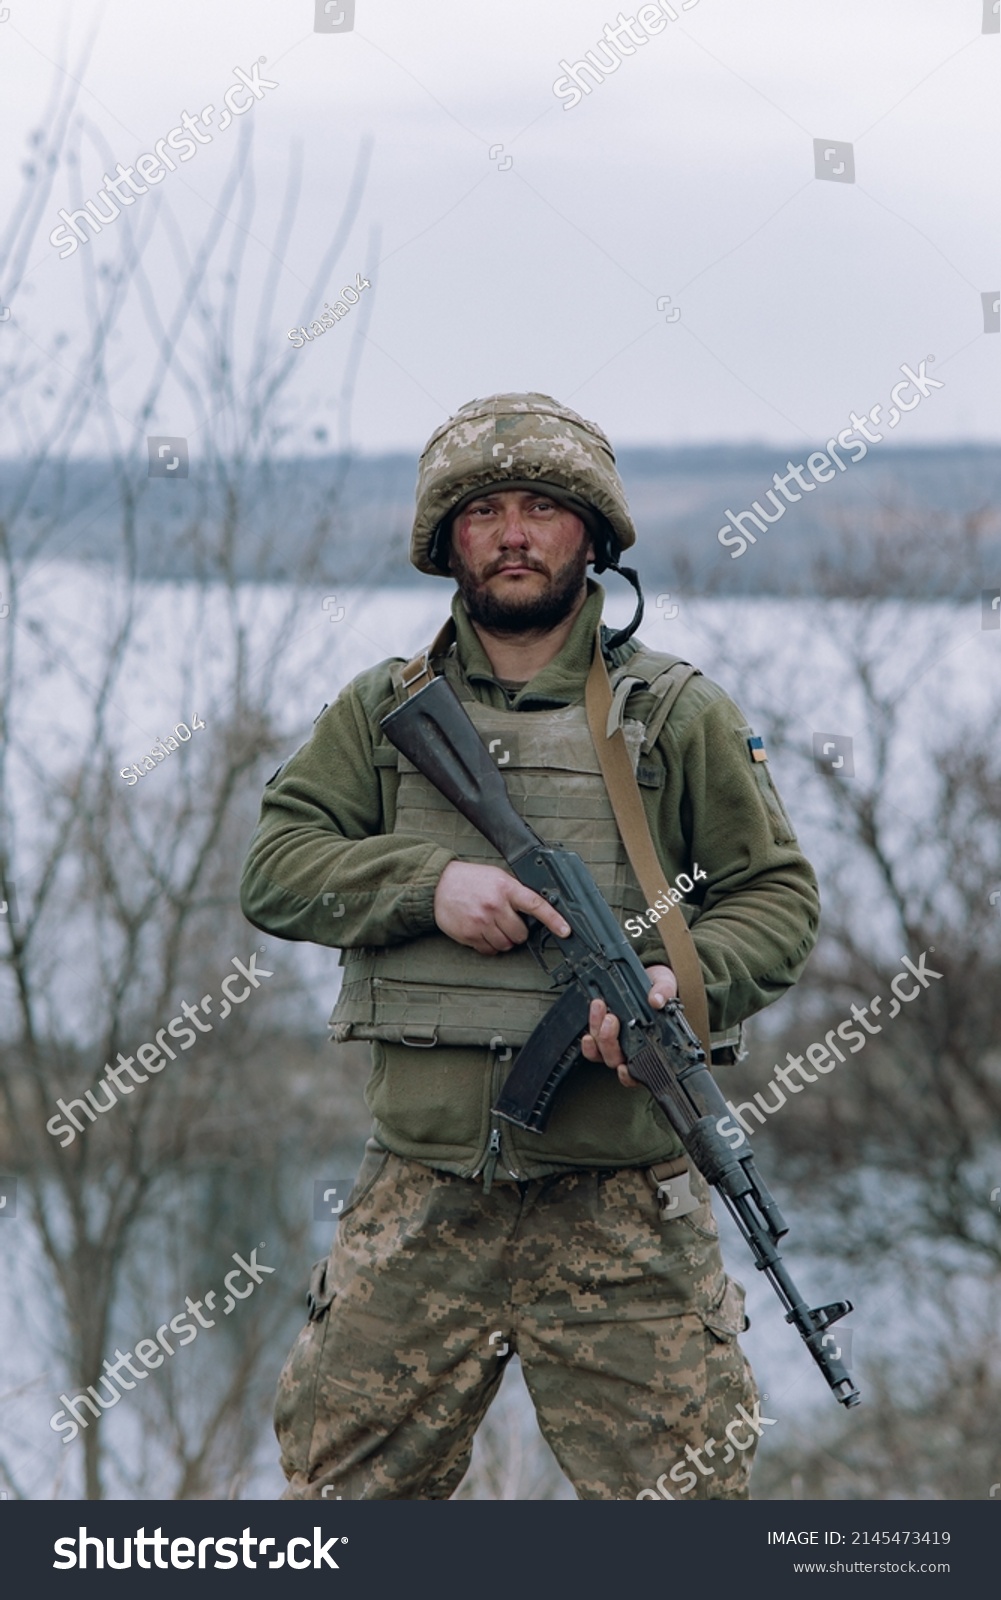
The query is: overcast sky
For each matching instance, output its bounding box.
[0,0,998,455]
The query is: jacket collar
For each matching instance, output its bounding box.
[449,581,606,707]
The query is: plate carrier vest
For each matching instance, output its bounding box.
[328,636,703,1051]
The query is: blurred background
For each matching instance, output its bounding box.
[0,0,998,1501]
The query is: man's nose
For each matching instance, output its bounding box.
[498,508,530,544]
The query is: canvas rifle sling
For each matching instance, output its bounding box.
[584,627,712,1057]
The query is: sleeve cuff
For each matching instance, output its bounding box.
[398,846,456,938]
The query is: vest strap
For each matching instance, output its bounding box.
[606,675,645,739]
[399,618,457,698]
[607,647,702,752]
[641,663,701,753]
[584,627,712,1056]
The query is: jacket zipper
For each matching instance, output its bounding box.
[482,1126,502,1195]
[472,1044,526,1190]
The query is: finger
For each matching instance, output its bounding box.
[509,885,570,940]
[464,920,515,955]
[645,964,678,1008]
[492,903,533,946]
[584,999,624,1067]
[581,1025,621,1068]
[581,1027,638,1083]
[594,1008,624,1068]
[583,999,611,1064]
[604,1004,639,1086]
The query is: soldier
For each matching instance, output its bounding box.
[240,392,819,1501]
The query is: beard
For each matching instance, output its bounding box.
[450,538,591,635]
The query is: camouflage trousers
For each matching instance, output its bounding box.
[274,1140,758,1500]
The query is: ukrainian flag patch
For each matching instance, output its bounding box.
[747,734,768,763]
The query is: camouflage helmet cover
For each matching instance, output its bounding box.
[410,391,637,575]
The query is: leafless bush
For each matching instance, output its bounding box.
[0,81,379,1499]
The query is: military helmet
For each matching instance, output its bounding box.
[410,392,637,576]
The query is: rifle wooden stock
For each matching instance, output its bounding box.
[381,677,541,864]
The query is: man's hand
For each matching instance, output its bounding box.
[581,964,678,1087]
[433,860,571,955]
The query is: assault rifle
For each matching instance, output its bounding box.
[382,674,861,1408]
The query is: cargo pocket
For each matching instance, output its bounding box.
[274,1265,338,1478]
[697,1273,758,1493]
[701,1274,750,1341]
[305,1258,336,1323]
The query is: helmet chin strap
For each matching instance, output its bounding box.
[601,562,645,651]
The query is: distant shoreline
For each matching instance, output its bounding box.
[1,443,997,597]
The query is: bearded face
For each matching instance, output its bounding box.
[448,490,593,635]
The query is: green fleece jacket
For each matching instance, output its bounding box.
[240,584,819,1177]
